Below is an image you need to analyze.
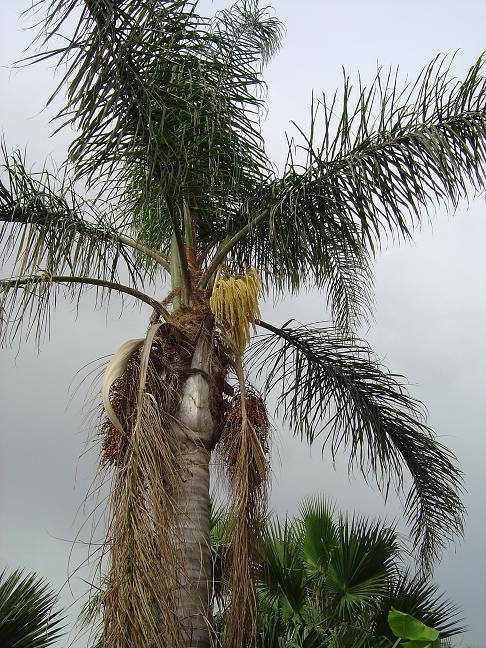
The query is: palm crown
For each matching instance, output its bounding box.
[1,1,485,647]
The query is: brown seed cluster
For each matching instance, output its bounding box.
[219,387,270,483]
[100,325,191,466]
[100,354,139,466]
[100,321,230,466]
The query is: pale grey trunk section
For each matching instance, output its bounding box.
[171,330,215,648]
[175,443,212,648]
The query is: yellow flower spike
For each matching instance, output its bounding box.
[210,267,262,352]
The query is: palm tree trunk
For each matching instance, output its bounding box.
[170,328,215,648]
[175,442,212,648]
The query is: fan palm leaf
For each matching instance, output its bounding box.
[372,572,465,640]
[215,497,463,647]
[0,569,64,648]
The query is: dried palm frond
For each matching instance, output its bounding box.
[218,356,270,648]
[99,323,197,648]
[210,266,262,352]
[103,393,183,648]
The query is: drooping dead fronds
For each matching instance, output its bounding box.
[210,267,262,352]
[99,323,199,648]
[220,388,270,482]
[218,354,270,648]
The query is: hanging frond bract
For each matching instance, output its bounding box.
[210,267,262,352]
[102,338,144,435]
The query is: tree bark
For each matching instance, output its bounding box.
[170,328,215,648]
[174,443,212,648]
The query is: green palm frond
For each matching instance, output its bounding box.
[325,516,398,621]
[35,0,203,187]
[259,519,307,622]
[298,497,339,575]
[77,586,104,648]
[219,199,373,330]
[1,152,126,277]
[0,150,169,345]
[210,502,230,608]
[213,0,282,67]
[323,625,380,648]
[281,54,486,251]
[0,149,168,277]
[250,322,464,569]
[0,569,64,648]
[211,55,485,326]
[372,572,465,640]
[0,273,167,347]
[297,497,398,625]
[31,1,281,209]
[212,496,463,647]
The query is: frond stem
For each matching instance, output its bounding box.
[255,318,290,338]
[118,234,170,271]
[165,195,192,304]
[199,208,270,289]
[0,274,171,321]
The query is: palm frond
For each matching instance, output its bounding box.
[0,272,168,347]
[372,572,465,639]
[213,496,464,647]
[0,150,170,344]
[298,496,339,575]
[100,323,186,648]
[29,0,281,216]
[76,585,104,648]
[210,502,230,609]
[0,569,64,648]
[212,0,282,67]
[278,54,485,250]
[323,625,379,648]
[222,199,373,330]
[219,371,270,648]
[325,516,398,621]
[258,518,307,622]
[0,148,168,273]
[214,55,485,325]
[201,182,374,330]
[250,322,464,569]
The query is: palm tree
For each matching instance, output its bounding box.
[211,498,464,647]
[0,569,64,648]
[0,1,484,647]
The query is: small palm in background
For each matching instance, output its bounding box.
[211,497,464,648]
[0,569,64,648]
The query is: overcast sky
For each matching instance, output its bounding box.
[1,1,485,646]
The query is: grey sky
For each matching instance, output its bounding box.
[0,1,485,646]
